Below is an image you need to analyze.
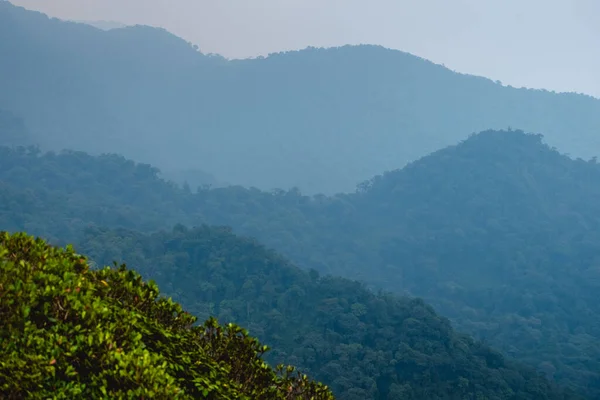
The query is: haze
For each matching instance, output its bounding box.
[10,0,600,98]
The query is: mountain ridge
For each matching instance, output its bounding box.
[3,129,599,395]
[2,1,600,194]
[5,224,580,399]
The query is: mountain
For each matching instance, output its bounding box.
[1,196,576,399]
[0,1,224,168]
[204,130,600,396]
[0,232,333,399]
[62,226,581,399]
[2,2,600,194]
[345,130,600,394]
[2,129,600,396]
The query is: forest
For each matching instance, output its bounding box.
[0,232,333,399]
[2,2,600,398]
[0,228,579,399]
[1,130,600,397]
[75,224,577,399]
[2,1,600,193]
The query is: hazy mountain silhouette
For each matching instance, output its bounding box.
[2,2,600,194]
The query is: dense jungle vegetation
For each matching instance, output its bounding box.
[0,232,333,399]
[1,130,600,397]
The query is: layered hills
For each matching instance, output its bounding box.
[2,2,600,193]
[3,1,599,398]
[75,224,576,399]
[1,130,600,396]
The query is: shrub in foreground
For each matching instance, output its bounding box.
[0,232,333,399]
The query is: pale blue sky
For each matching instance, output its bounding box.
[10,0,600,97]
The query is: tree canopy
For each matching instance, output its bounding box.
[1,129,600,397]
[0,232,333,399]
[74,224,579,399]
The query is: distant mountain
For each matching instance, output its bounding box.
[0,1,223,167]
[2,2,600,194]
[187,131,600,397]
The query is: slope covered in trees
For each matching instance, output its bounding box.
[71,225,577,399]
[0,232,333,399]
[2,1,600,193]
[2,130,600,396]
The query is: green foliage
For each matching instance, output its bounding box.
[0,145,193,243]
[77,225,578,400]
[2,1,600,193]
[0,232,333,399]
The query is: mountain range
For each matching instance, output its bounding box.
[3,1,600,397]
[1,129,600,397]
[1,1,600,194]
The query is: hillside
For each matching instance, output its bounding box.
[74,225,577,399]
[2,2,600,193]
[347,131,600,393]
[2,130,600,396]
[0,1,224,168]
[192,131,600,398]
[0,232,333,399]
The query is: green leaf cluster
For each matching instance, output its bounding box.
[0,232,333,399]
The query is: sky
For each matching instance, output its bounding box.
[10,0,600,98]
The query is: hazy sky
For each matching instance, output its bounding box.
[11,0,600,98]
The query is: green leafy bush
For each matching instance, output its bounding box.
[0,232,333,399]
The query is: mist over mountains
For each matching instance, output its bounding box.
[1,1,600,194]
[2,129,600,397]
[0,130,594,398]
[3,1,600,398]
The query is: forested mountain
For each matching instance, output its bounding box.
[0,232,333,399]
[2,228,577,399]
[2,130,600,396]
[2,2,600,193]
